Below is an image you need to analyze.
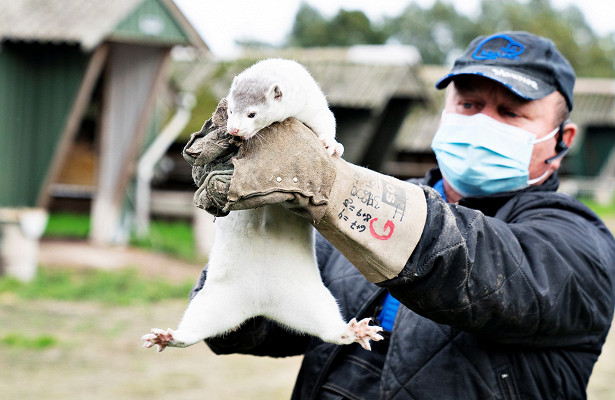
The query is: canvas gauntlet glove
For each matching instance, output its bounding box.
[183,100,428,283]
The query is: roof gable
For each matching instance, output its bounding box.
[0,0,206,51]
[111,0,191,47]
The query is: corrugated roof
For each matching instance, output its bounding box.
[571,78,615,127]
[189,46,426,112]
[0,0,207,51]
[302,61,423,110]
[394,65,447,152]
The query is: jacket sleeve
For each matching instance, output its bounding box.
[382,186,615,347]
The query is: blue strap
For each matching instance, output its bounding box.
[433,178,447,201]
[378,293,400,331]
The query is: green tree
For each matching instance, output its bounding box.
[288,3,386,47]
[287,3,330,47]
[384,0,478,64]
[386,0,615,77]
[286,0,615,77]
[327,10,387,46]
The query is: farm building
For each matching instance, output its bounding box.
[0,0,207,279]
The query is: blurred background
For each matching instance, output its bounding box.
[0,0,614,398]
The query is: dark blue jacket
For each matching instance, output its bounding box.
[194,170,615,399]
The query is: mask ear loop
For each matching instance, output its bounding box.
[545,121,570,164]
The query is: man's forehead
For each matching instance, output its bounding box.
[451,76,531,105]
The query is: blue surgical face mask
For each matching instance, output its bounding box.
[431,112,559,197]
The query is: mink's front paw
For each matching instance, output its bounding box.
[321,137,344,157]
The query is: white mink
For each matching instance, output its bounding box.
[142,74,381,351]
[142,205,383,352]
[225,58,344,157]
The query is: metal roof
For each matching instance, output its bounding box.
[570,79,615,127]
[187,46,427,112]
[0,0,207,51]
[394,65,447,152]
[305,61,423,110]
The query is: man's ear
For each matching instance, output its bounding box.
[548,122,577,168]
[267,84,283,101]
[563,122,577,147]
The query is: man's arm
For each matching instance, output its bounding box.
[384,188,615,347]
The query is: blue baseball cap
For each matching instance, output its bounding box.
[436,31,576,110]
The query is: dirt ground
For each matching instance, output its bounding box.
[0,297,302,400]
[1,239,614,399]
[0,240,302,400]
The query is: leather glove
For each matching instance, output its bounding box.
[183,99,428,283]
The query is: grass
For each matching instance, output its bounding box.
[0,267,194,306]
[0,333,58,349]
[580,198,615,218]
[44,212,90,239]
[131,219,197,262]
[44,212,199,262]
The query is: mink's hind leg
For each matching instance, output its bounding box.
[266,282,383,350]
[142,284,253,352]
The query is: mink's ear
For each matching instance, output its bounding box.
[267,84,283,101]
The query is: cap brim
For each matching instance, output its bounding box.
[435,65,556,101]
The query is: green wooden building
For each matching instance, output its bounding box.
[0,0,207,244]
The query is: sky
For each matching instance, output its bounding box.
[173,0,615,59]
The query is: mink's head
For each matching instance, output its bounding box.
[226,76,286,140]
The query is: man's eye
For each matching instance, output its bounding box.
[462,102,473,110]
[247,112,256,118]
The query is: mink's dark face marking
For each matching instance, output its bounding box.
[229,77,268,107]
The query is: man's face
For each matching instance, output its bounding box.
[441,76,573,200]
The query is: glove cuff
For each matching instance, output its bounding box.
[315,158,427,283]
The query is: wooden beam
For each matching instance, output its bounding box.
[37,43,109,208]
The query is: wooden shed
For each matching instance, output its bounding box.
[0,0,207,244]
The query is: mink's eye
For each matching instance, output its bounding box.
[247,112,256,118]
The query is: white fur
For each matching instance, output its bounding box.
[143,205,382,351]
[141,61,383,353]
[225,58,343,156]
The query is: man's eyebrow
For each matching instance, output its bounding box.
[455,82,530,106]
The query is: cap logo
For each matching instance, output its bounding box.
[473,34,525,61]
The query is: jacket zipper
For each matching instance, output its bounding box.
[499,370,517,400]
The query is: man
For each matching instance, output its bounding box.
[186,32,615,399]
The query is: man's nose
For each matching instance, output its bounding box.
[478,106,501,122]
